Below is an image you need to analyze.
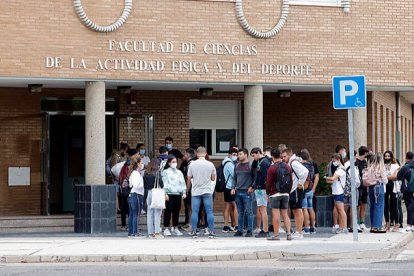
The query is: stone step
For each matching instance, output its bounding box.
[0,214,227,234]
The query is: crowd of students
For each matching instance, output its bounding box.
[107,138,414,239]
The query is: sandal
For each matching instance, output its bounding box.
[371,228,387,233]
[267,235,280,241]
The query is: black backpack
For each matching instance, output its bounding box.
[275,162,293,194]
[215,161,232,192]
[302,161,316,190]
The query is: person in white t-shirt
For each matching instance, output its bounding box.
[326,153,348,234]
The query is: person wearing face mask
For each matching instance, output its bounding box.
[162,155,187,236]
[325,153,348,234]
[327,145,346,233]
[165,136,184,160]
[136,143,151,176]
[222,148,239,233]
[383,151,401,232]
[355,146,370,231]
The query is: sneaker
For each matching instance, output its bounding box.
[173,227,183,236]
[331,224,339,234]
[303,228,310,235]
[120,226,128,231]
[253,227,261,234]
[255,230,269,238]
[208,230,217,238]
[229,226,236,232]
[292,232,303,239]
[222,226,231,233]
[148,234,156,239]
[234,231,243,237]
[154,233,164,239]
[360,223,368,231]
[135,232,145,237]
[279,227,286,234]
[163,228,172,236]
[267,235,280,241]
[406,226,413,232]
[189,230,198,238]
[245,230,253,237]
[310,227,316,234]
[286,234,292,241]
[399,228,408,233]
[233,226,239,232]
[204,228,210,236]
[336,228,349,234]
[141,210,146,215]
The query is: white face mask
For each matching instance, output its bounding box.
[333,161,340,167]
[341,152,347,159]
[170,163,177,169]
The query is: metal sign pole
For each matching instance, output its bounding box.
[348,109,358,242]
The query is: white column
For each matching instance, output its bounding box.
[244,85,263,151]
[85,81,106,185]
[352,108,367,150]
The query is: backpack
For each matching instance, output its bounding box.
[105,157,112,176]
[215,161,232,192]
[119,164,131,197]
[274,162,293,193]
[407,165,414,193]
[343,167,352,197]
[302,161,315,191]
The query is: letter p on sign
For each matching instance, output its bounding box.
[332,76,366,110]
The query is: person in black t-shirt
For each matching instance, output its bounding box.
[355,146,370,231]
[165,136,184,160]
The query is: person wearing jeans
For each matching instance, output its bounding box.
[369,183,385,229]
[187,147,217,237]
[231,148,255,237]
[144,159,164,239]
[128,156,144,237]
[362,152,388,233]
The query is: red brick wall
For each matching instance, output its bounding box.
[263,92,348,164]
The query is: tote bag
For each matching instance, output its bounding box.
[150,171,166,209]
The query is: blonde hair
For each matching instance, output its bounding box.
[367,152,385,174]
[127,154,141,177]
[196,146,207,154]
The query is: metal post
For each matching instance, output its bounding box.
[348,110,358,242]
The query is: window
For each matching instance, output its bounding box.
[189,100,241,157]
[290,0,341,7]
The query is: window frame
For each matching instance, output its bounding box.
[290,0,342,7]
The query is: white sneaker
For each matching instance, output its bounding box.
[357,224,362,231]
[405,226,412,232]
[204,228,210,236]
[163,228,172,236]
[292,232,303,239]
[399,228,408,233]
[331,224,339,234]
[279,227,286,234]
[173,227,183,236]
[360,223,368,231]
[253,228,261,234]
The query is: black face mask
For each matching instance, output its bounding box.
[384,159,391,164]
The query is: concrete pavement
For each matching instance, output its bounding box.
[0,230,413,263]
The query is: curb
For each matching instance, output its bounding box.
[385,232,414,250]
[0,250,291,264]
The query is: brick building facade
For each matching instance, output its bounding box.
[0,0,413,217]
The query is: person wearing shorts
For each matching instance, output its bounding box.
[326,153,348,234]
[281,148,309,239]
[356,146,369,231]
[251,147,271,238]
[266,149,292,241]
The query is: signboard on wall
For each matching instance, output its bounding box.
[8,167,31,186]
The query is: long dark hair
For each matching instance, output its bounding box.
[163,155,177,170]
[384,151,397,164]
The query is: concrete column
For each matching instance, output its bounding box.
[85,81,106,184]
[352,108,367,150]
[244,85,263,151]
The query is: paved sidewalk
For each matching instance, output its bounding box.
[0,230,412,263]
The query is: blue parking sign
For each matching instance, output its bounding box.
[332,76,366,109]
